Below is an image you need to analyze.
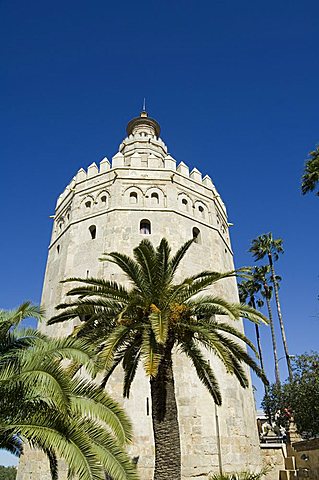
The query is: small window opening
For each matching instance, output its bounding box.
[198,205,204,217]
[67,213,70,220]
[59,223,63,231]
[192,227,201,244]
[57,245,60,254]
[101,195,107,204]
[140,219,151,235]
[89,225,96,240]
[86,270,89,278]
[85,200,91,208]
[151,192,159,205]
[182,198,188,211]
[130,192,138,204]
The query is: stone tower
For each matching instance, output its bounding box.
[18,111,262,480]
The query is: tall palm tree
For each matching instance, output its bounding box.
[49,238,268,480]
[249,233,292,381]
[0,302,138,480]
[254,266,280,385]
[238,278,266,381]
[301,145,319,196]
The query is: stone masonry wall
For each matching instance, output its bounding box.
[18,118,263,480]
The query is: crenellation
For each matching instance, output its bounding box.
[112,151,124,168]
[177,161,190,177]
[190,167,202,183]
[164,154,176,170]
[202,174,213,190]
[76,167,87,183]
[87,162,98,177]
[99,157,110,173]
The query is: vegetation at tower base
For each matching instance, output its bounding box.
[0,466,16,480]
[238,266,281,385]
[249,233,293,381]
[209,467,269,480]
[301,145,319,196]
[262,352,319,438]
[49,238,269,480]
[0,303,138,480]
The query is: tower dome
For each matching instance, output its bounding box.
[126,110,161,137]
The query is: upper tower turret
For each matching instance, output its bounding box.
[126,110,161,137]
[119,110,167,162]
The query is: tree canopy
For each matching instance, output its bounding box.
[0,466,16,480]
[0,302,138,480]
[262,352,319,438]
[301,146,319,196]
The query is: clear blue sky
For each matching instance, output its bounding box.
[1,0,318,465]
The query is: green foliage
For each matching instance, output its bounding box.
[49,238,269,479]
[209,468,269,480]
[50,238,269,404]
[301,145,319,196]
[249,233,284,262]
[262,352,319,438]
[0,303,138,480]
[0,466,16,480]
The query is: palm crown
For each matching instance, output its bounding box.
[0,302,137,480]
[50,238,268,403]
[301,146,319,196]
[249,233,283,262]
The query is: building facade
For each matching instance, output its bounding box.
[17,111,262,480]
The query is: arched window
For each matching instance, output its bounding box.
[130,192,138,204]
[85,200,91,208]
[101,195,107,205]
[140,219,151,235]
[182,198,188,211]
[192,227,201,244]
[89,225,96,240]
[151,192,159,205]
[198,205,204,217]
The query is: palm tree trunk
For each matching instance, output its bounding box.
[251,298,267,394]
[150,340,181,480]
[268,253,293,381]
[263,283,280,385]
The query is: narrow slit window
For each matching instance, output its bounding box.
[151,192,159,205]
[130,192,138,204]
[89,225,96,240]
[57,245,60,254]
[192,227,201,244]
[140,219,151,235]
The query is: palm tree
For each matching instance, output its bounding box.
[253,266,280,385]
[49,238,268,480]
[249,233,292,381]
[301,145,319,196]
[238,278,266,381]
[0,302,138,480]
